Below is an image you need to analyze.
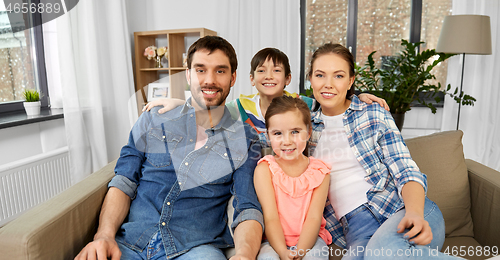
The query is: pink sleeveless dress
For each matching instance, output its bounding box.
[258,155,333,246]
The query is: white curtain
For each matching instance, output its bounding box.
[441,1,500,171]
[54,0,135,183]
[218,0,302,101]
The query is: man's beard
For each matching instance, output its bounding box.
[191,82,230,110]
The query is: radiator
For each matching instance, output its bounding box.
[0,146,71,227]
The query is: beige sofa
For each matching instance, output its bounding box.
[0,131,499,260]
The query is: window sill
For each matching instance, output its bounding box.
[355,91,445,108]
[0,108,64,130]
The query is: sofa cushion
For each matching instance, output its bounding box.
[405,130,474,238]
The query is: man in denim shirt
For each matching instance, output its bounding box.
[76,36,263,260]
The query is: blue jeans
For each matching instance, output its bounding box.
[117,231,226,260]
[257,237,329,260]
[340,197,458,260]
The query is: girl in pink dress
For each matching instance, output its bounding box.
[254,96,332,260]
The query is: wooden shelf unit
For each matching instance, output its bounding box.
[133,28,217,112]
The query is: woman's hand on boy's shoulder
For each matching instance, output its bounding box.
[358,93,390,111]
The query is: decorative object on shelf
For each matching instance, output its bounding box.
[22,89,41,116]
[156,46,167,68]
[436,15,492,130]
[355,39,476,131]
[144,46,156,60]
[144,45,168,68]
[147,82,170,102]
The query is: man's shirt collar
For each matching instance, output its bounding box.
[180,98,237,132]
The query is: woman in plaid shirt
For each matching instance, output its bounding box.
[307,43,455,259]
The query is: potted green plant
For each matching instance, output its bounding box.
[22,89,41,116]
[355,39,476,130]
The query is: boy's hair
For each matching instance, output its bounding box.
[307,43,355,99]
[265,96,311,156]
[187,36,238,74]
[250,48,291,78]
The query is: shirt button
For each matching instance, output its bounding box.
[162,222,166,226]
[190,139,193,142]
[162,136,165,139]
[167,202,171,205]
[205,146,208,149]
[185,162,188,166]
[178,182,181,185]
[224,153,227,156]
[190,114,193,117]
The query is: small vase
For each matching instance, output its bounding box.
[391,112,405,132]
[155,55,164,68]
[23,101,41,117]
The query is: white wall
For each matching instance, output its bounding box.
[401,107,443,139]
[126,1,220,33]
[0,119,66,165]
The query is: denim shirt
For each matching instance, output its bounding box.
[309,95,427,248]
[109,100,263,258]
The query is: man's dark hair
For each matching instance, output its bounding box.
[186,36,238,74]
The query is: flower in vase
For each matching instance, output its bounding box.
[144,46,157,60]
[157,46,167,57]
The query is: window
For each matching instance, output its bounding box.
[420,0,452,87]
[0,0,48,114]
[356,0,412,70]
[301,0,452,93]
[304,0,348,78]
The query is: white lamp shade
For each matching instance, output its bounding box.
[436,15,492,55]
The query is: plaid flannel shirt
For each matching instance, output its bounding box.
[309,95,427,248]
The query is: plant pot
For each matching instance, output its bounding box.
[23,101,41,116]
[391,112,405,132]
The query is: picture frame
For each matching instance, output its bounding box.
[147,83,169,102]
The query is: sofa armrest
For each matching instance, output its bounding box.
[0,160,116,260]
[466,159,500,247]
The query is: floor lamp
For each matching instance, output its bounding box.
[436,15,492,130]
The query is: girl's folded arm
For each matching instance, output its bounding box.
[295,174,330,259]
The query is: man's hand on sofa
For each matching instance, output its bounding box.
[75,187,130,260]
[74,237,121,260]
